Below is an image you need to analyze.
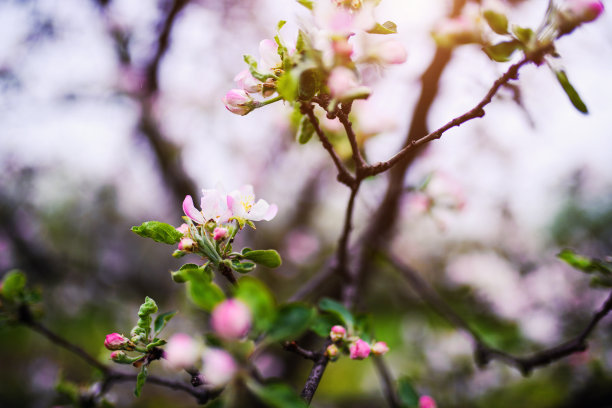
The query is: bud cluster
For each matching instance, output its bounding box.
[325,324,389,361]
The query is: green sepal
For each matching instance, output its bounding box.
[131,221,183,245]
[1,270,26,301]
[134,365,148,397]
[235,276,276,333]
[483,10,509,35]
[296,114,315,144]
[172,250,187,258]
[483,40,521,62]
[266,303,316,342]
[298,68,321,101]
[318,297,355,332]
[295,0,313,10]
[146,338,167,351]
[244,55,276,82]
[397,376,420,408]
[229,259,257,274]
[367,21,398,35]
[554,70,588,114]
[512,25,535,45]
[154,311,177,335]
[241,249,282,268]
[248,381,307,408]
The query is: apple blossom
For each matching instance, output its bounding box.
[314,0,376,36]
[176,223,189,235]
[201,348,238,387]
[178,237,194,251]
[330,325,347,342]
[104,333,131,350]
[234,69,261,93]
[259,39,282,74]
[222,89,255,116]
[327,66,371,101]
[326,344,340,358]
[201,188,232,225]
[213,227,228,241]
[371,341,389,356]
[419,395,437,408]
[375,40,408,65]
[349,338,371,359]
[211,299,252,340]
[227,185,278,223]
[163,333,201,370]
[561,0,604,24]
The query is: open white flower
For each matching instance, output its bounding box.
[227,185,278,223]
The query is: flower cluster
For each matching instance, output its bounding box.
[222,0,407,116]
[325,324,389,360]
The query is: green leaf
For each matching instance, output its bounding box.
[483,10,509,35]
[367,21,398,35]
[483,40,521,62]
[154,311,177,335]
[235,276,276,332]
[277,71,299,102]
[242,249,282,268]
[1,270,26,301]
[297,114,315,144]
[138,296,158,318]
[266,303,315,342]
[590,275,612,288]
[318,298,355,330]
[555,70,588,114]
[512,25,535,45]
[131,221,183,245]
[397,376,420,408]
[172,263,211,283]
[354,313,373,342]
[230,259,257,274]
[187,278,225,312]
[134,365,148,397]
[249,382,307,408]
[296,0,313,10]
[558,249,611,275]
[310,313,341,337]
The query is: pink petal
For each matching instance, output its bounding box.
[183,195,205,224]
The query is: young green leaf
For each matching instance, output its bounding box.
[266,303,315,342]
[249,382,307,408]
[398,377,420,408]
[296,115,315,144]
[277,71,299,102]
[230,259,257,274]
[187,278,225,312]
[134,365,148,397]
[241,249,282,268]
[310,313,342,337]
[235,276,276,332]
[154,311,177,335]
[1,270,26,301]
[555,70,588,114]
[558,249,611,274]
[512,25,535,45]
[483,10,509,35]
[171,263,210,283]
[483,40,521,62]
[367,21,398,35]
[131,221,183,245]
[318,297,355,330]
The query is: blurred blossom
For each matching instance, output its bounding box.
[234,69,261,93]
[314,0,376,36]
[419,395,437,408]
[330,325,347,342]
[210,299,252,340]
[163,333,201,370]
[349,338,371,359]
[371,341,389,355]
[286,230,320,264]
[258,39,282,73]
[201,348,238,387]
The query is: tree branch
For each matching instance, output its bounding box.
[388,255,612,376]
[373,356,401,408]
[300,341,331,405]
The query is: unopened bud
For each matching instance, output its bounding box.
[211,299,252,340]
[104,333,131,351]
[349,338,371,360]
[213,227,228,241]
[176,223,189,235]
[326,344,340,358]
[562,0,604,24]
[330,325,347,342]
[202,348,238,387]
[178,237,194,251]
[234,69,261,93]
[222,89,255,116]
[371,341,389,356]
[419,395,437,408]
[375,40,408,65]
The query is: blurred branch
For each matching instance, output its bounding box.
[283,341,319,361]
[373,356,401,408]
[388,255,612,376]
[18,304,216,404]
[300,340,331,405]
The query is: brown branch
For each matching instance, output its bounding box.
[300,341,331,405]
[365,57,532,177]
[339,184,361,308]
[283,341,319,361]
[389,255,612,376]
[301,102,355,187]
[373,356,401,408]
[337,103,368,174]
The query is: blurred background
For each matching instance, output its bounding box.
[1,0,611,406]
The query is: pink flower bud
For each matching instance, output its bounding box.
[371,341,389,356]
[213,227,228,241]
[330,325,347,342]
[202,348,238,387]
[222,89,255,116]
[563,0,604,24]
[326,344,340,358]
[376,40,408,65]
[349,338,371,360]
[234,69,261,93]
[104,333,130,350]
[176,223,189,235]
[163,333,201,370]
[328,67,358,98]
[419,395,437,408]
[211,299,252,340]
[178,237,194,251]
[110,351,124,361]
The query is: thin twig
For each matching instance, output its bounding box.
[288,263,336,303]
[339,185,361,308]
[301,103,355,187]
[389,255,612,376]
[337,103,368,174]
[300,341,331,405]
[283,341,319,361]
[373,356,401,408]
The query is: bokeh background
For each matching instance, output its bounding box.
[1,0,612,406]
